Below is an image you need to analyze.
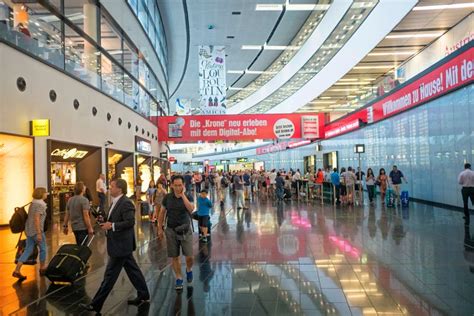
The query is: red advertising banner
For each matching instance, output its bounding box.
[157,113,324,142]
[256,140,312,155]
[325,45,473,138]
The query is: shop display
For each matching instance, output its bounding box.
[0,134,34,225]
[51,162,76,214]
[121,167,135,197]
[138,163,151,192]
[107,153,123,182]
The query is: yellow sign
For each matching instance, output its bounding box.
[30,119,50,137]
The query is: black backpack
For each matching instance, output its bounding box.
[221,177,229,188]
[9,203,30,234]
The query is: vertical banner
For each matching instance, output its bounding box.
[198,45,226,115]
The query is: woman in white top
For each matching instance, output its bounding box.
[366,168,376,203]
[13,187,49,281]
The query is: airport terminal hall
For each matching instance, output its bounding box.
[1,0,474,315]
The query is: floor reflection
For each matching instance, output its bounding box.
[1,194,474,315]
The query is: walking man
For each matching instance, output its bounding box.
[157,175,195,291]
[96,173,107,213]
[458,163,474,225]
[63,181,94,244]
[80,179,149,314]
[389,165,407,206]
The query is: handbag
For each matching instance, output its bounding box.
[14,232,38,265]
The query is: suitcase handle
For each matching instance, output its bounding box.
[80,234,95,247]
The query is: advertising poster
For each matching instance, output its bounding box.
[199,45,226,115]
[157,113,324,142]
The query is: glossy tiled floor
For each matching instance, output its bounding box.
[1,191,473,315]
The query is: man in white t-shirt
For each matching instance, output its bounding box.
[96,174,107,213]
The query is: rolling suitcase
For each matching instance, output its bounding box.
[386,188,395,208]
[45,236,94,284]
[140,202,150,217]
[401,191,409,208]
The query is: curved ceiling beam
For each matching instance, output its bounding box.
[268,0,418,114]
[228,0,352,114]
[170,0,190,99]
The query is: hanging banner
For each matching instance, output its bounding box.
[199,45,226,115]
[157,113,324,142]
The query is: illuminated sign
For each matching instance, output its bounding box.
[220,160,230,164]
[236,157,248,163]
[160,151,168,159]
[30,119,50,137]
[51,148,88,159]
[135,136,152,154]
[354,144,365,154]
[325,119,362,138]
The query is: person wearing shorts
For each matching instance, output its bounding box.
[197,189,212,243]
[157,175,195,291]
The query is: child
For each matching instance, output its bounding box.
[197,189,212,243]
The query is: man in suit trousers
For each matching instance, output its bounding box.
[80,178,149,314]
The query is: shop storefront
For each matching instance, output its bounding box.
[254,161,265,172]
[47,140,101,215]
[0,133,35,226]
[135,136,152,198]
[106,148,134,197]
[152,157,169,183]
[229,162,254,172]
[304,155,316,173]
[323,151,338,170]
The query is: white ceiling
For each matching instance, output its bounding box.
[159,0,313,112]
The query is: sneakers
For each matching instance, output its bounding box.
[175,279,184,291]
[186,270,193,284]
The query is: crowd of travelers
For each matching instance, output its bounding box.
[9,161,474,314]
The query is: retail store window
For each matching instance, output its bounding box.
[100,13,123,64]
[0,133,34,226]
[64,25,100,89]
[0,2,64,68]
[64,0,98,41]
[101,53,124,103]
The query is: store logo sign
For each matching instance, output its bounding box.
[51,148,88,159]
[135,136,152,154]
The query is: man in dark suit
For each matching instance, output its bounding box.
[80,178,149,314]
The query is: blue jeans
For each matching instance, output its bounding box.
[19,233,47,263]
[276,187,284,200]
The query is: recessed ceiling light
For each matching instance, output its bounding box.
[255,4,283,11]
[353,65,397,69]
[386,33,443,39]
[286,4,330,11]
[330,88,360,92]
[309,100,336,104]
[368,51,417,56]
[413,3,474,11]
[241,45,263,50]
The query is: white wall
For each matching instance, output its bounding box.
[0,43,159,188]
[400,13,473,81]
